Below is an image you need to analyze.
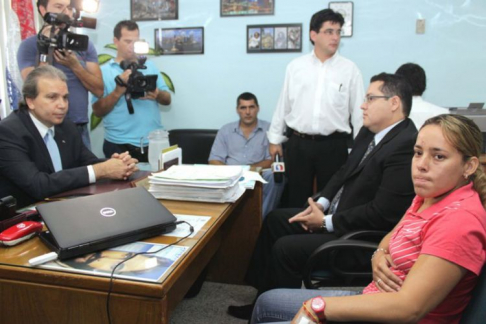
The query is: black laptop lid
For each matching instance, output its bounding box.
[37,187,176,250]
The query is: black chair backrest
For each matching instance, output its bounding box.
[460,266,486,323]
[168,129,218,165]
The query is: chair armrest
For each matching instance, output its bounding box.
[303,239,379,289]
[340,230,388,241]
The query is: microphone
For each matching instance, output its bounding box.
[272,154,285,183]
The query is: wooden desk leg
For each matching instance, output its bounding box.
[206,182,262,284]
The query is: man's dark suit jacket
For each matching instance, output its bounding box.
[317,118,418,237]
[0,109,102,207]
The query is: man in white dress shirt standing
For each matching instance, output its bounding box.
[268,9,364,207]
[396,63,449,129]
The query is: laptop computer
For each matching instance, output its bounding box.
[37,187,177,260]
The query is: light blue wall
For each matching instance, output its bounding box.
[86,0,486,155]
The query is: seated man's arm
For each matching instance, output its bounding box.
[251,159,272,168]
[208,128,228,165]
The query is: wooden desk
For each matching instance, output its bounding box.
[0,183,262,324]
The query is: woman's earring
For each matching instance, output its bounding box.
[464,174,469,180]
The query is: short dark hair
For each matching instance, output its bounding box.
[370,73,412,117]
[36,0,48,13]
[19,65,67,111]
[395,63,426,96]
[309,9,344,45]
[114,20,139,39]
[237,92,259,107]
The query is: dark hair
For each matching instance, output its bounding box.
[395,63,426,96]
[114,20,139,39]
[19,65,67,110]
[237,92,259,107]
[422,114,486,207]
[309,9,344,45]
[370,73,412,117]
[36,0,48,13]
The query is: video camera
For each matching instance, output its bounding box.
[116,56,158,114]
[37,0,98,64]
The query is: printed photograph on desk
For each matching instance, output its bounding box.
[155,27,204,55]
[221,0,274,17]
[247,24,302,53]
[40,242,188,282]
[131,0,178,21]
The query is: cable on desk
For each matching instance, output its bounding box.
[106,220,194,324]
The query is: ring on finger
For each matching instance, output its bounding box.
[376,278,382,285]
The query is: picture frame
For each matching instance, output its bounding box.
[247,24,302,53]
[329,1,353,37]
[221,0,274,17]
[131,0,178,21]
[154,27,204,55]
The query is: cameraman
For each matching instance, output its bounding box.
[92,20,171,162]
[17,0,103,150]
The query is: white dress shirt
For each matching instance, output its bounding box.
[29,113,96,183]
[317,119,405,232]
[409,96,449,129]
[267,50,365,144]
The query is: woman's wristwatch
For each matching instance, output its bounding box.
[311,296,327,323]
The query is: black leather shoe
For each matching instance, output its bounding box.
[227,304,254,320]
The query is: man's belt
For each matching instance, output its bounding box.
[290,129,349,141]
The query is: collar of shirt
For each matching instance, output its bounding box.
[310,49,340,66]
[108,59,124,70]
[409,182,476,219]
[233,119,265,137]
[374,119,404,145]
[29,112,55,139]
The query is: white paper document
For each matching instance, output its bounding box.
[164,214,211,238]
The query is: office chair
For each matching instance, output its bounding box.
[303,230,387,289]
[168,129,218,164]
[460,266,486,324]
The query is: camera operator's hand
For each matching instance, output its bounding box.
[140,88,159,101]
[114,70,132,95]
[54,50,79,68]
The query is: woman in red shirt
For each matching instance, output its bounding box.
[251,114,486,324]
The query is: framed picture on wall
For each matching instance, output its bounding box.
[329,1,353,37]
[154,27,204,55]
[247,24,302,53]
[221,0,274,17]
[131,0,178,21]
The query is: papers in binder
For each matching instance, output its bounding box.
[148,165,246,203]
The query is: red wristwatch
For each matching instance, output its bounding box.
[311,296,326,323]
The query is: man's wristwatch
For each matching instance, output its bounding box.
[311,296,327,323]
[321,216,327,233]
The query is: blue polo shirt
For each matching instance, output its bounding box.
[92,59,169,146]
[17,36,98,124]
[208,119,272,165]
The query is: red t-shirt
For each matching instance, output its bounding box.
[363,183,486,323]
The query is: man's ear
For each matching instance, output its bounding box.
[38,4,47,17]
[390,96,401,113]
[25,97,35,110]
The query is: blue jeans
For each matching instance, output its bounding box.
[262,170,285,218]
[76,123,91,151]
[251,288,362,323]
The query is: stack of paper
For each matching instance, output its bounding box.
[148,165,246,203]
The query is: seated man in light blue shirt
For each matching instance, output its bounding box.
[209,92,284,218]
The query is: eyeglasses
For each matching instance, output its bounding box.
[363,95,391,104]
[320,29,342,36]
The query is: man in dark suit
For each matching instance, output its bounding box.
[228,73,418,319]
[0,66,138,208]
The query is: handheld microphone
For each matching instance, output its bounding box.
[272,154,285,183]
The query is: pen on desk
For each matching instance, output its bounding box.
[339,83,343,91]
